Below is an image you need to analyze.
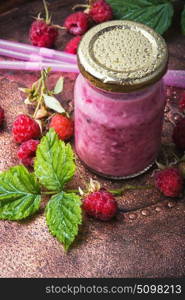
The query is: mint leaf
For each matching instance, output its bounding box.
[0,165,41,220]
[106,0,174,35]
[34,128,75,192]
[181,5,185,35]
[43,94,65,114]
[46,192,82,250]
[53,77,64,94]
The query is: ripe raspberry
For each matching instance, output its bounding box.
[172,118,185,150]
[83,190,118,221]
[0,106,5,128]
[178,92,185,112]
[64,12,89,35]
[155,167,183,197]
[17,139,40,167]
[29,20,58,47]
[65,36,82,54]
[12,114,41,143]
[89,0,113,23]
[49,114,74,141]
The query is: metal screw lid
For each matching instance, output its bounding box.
[77,20,168,92]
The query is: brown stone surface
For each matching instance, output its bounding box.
[0,0,32,14]
[0,0,185,278]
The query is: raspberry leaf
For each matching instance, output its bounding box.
[53,76,64,95]
[43,94,65,114]
[34,128,75,191]
[106,0,174,35]
[46,192,82,251]
[181,5,185,35]
[0,165,41,220]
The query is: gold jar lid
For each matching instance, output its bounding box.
[77,20,168,92]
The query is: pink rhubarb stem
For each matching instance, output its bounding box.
[0,38,77,64]
[0,47,63,64]
[0,60,79,73]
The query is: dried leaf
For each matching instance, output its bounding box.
[43,94,65,114]
[53,77,64,95]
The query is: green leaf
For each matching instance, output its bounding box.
[46,192,82,251]
[181,5,185,35]
[53,77,64,94]
[43,94,65,114]
[34,128,75,192]
[106,0,174,35]
[0,165,41,220]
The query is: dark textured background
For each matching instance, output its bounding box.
[0,0,185,278]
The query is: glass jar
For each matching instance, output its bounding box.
[74,20,168,179]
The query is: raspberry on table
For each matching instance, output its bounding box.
[83,190,118,221]
[12,114,41,144]
[89,0,113,23]
[155,167,183,197]
[49,114,74,141]
[172,118,185,150]
[0,106,5,128]
[64,12,89,35]
[29,20,58,48]
[65,35,82,54]
[29,0,59,48]
[17,139,40,167]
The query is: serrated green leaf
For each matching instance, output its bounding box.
[34,128,75,192]
[53,77,64,94]
[181,5,185,35]
[0,165,41,220]
[106,0,174,35]
[43,94,65,114]
[46,192,82,250]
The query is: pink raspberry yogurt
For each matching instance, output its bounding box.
[75,74,165,178]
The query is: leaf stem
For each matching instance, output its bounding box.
[65,185,154,196]
[43,0,49,24]
[33,77,42,97]
[109,184,154,196]
[33,95,43,119]
[33,72,46,119]
[65,189,80,193]
[42,191,58,195]
[72,4,89,11]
